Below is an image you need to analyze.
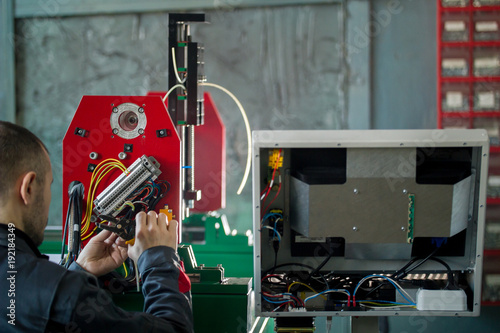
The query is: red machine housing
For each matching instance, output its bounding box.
[63,95,181,241]
[62,92,225,243]
[191,93,226,213]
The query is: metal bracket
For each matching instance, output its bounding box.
[74,127,87,137]
[156,129,170,138]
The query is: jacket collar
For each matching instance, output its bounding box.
[0,223,48,259]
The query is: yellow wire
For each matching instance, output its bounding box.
[116,201,135,213]
[80,159,127,238]
[359,301,391,306]
[81,226,97,241]
[288,282,327,300]
[122,262,129,278]
[359,301,416,308]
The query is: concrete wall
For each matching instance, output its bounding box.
[13,4,346,231]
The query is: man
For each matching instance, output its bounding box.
[0,121,193,332]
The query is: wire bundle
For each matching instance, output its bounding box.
[61,158,172,291]
[113,179,171,220]
[263,292,304,311]
[261,240,458,312]
[260,212,283,242]
[81,159,128,241]
[304,289,351,306]
[260,254,458,312]
[60,182,84,268]
[353,275,416,307]
[262,272,417,312]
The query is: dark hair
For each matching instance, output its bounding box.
[0,121,50,197]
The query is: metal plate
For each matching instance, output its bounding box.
[109,102,147,139]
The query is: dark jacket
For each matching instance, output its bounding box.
[0,224,193,333]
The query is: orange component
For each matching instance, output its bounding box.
[159,205,174,221]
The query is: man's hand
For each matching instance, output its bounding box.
[77,229,128,276]
[128,211,178,262]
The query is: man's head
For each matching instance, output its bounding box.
[0,121,52,246]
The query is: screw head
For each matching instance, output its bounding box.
[403,189,407,194]
[138,107,144,113]
[401,226,406,231]
[112,107,118,113]
[353,189,358,194]
[352,226,358,231]
[138,128,144,135]
[112,128,119,134]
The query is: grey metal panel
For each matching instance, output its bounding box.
[346,147,415,178]
[14,0,341,18]
[289,176,310,237]
[307,178,414,242]
[291,176,458,241]
[451,176,471,236]
[0,0,15,123]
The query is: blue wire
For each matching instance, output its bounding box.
[262,296,291,304]
[259,226,281,242]
[261,213,283,241]
[354,275,416,305]
[274,230,281,241]
[260,213,283,226]
[305,289,350,303]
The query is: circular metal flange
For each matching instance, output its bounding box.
[109,103,147,139]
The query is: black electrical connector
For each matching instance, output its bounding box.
[307,250,334,285]
[60,181,84,268]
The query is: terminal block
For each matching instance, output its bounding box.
[268,148,284,168]
[93,155,162,217]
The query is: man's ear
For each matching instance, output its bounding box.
[19,171,37,206]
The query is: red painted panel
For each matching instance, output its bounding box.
[62,95,181,242]
[192,93,226,212]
